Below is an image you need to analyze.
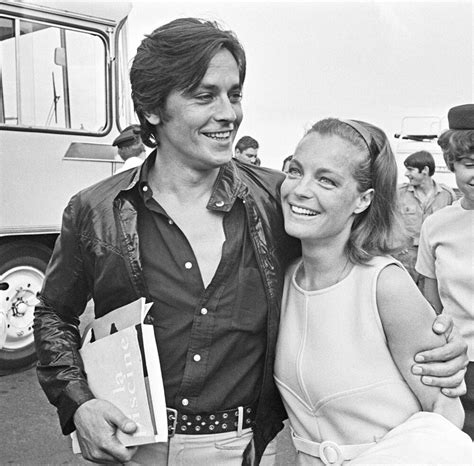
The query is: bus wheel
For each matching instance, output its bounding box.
[0,242,52,375]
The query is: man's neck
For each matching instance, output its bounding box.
[147,154,221,204]
[415,177,435,196]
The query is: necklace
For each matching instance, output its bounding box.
[335,257,351,284]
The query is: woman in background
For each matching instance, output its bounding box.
[417,103,474,440]
[274,117,470,464]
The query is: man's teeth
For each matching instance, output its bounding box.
[291,205,318,216]
[204,131,231,140]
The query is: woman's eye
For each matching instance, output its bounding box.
[287,167,301,177]
[319,177,335,186]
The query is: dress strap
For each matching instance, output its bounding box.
[290,428,375,465]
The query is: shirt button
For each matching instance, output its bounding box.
[182,398,189,406]
[168,219,174,225]
[200,308,208,315]
[215,200,224,207]
[193,354,201,362]
[184,262,193,269]
[142,185,148,192]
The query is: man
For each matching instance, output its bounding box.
[113,124,147,173]
[234,135,260,165]
[34,18,467,466]
[397,150,456,284]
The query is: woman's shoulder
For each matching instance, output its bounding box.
[424,200,463,228]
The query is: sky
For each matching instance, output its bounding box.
[123,1,472,175]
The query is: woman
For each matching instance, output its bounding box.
[274,118,470,464]
[416,103,474,440]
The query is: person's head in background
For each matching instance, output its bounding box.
[438,104,474,209]
[130,17,247,168]
[113,124,146,161]
[403,150,435,188]
[234,135,259,165]
[282,154,293,173]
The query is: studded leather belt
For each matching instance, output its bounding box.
[167,405,256,436]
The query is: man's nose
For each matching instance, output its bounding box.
[215,96,237,121]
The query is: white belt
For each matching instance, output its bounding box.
[290,428,375,465]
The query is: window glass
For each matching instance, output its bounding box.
[0,17,17,124]
[0,17,106,132]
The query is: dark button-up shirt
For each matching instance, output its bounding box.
[136,159,268,413]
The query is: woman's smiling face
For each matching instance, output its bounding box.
[281,132,371,247]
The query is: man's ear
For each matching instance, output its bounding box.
[422,166,430,176]
[354,189,374,214]
[144,112,161,125]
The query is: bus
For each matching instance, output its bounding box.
[0,0,134,372]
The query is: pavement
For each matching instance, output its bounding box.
[0,364,296,465]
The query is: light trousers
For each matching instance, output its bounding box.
[126,428,277,466]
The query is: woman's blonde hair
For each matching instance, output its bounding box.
[308,118,406,264]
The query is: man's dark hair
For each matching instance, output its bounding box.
[130,18,246,148]
[235,135,259,152]
[403,150,435,176]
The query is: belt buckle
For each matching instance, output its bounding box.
[319,440,343,465]
[167,408,178,438]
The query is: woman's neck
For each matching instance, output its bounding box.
[298,242,352,291]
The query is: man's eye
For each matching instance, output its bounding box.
[196,94,213,102]
[229,91,242,103]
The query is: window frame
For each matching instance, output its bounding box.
[0,12,112,137]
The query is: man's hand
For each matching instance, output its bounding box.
[412,314,468,397]
[73,399,138,463]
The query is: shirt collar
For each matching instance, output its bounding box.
[129,150,243,212]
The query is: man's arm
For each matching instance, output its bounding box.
[34,197,137,463]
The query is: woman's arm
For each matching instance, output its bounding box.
[421,277,443,314]
[377,264,464,428]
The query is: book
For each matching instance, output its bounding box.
[71,298,167,453]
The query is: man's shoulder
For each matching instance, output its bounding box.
[436,181,456,197]
[71,168,138,213]
[397,182,412,193]
[234,160,285,194]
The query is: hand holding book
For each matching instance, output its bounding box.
[73,398,139,463]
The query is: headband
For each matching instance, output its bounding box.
[341,119,379,163]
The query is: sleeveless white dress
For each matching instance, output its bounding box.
[274,256,471,465]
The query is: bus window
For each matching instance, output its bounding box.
[0,16,107,133]
[0,17,16,125]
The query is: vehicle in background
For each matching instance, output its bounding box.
[0,0,133,373]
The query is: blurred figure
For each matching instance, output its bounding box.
[113,124,147,173]
[281,154,293,173]
[417,103,474,440]
[234,135,260,165]
[396,150,455,285]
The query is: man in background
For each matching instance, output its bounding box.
[113,124,147,173]
[397,150,456,285]
[234,135,260,166]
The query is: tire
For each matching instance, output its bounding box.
[0,241,52,375]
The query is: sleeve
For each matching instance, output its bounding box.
[33,196,95,435]
[415,219,436,279]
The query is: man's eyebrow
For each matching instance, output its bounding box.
[195,83,242,92]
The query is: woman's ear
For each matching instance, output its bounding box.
[354,188,374,214]
[144,112,161,125]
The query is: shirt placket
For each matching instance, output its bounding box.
[175,207,240,412]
